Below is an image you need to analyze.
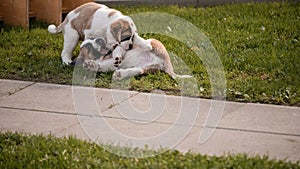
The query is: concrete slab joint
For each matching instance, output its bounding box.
[0,79,35,99]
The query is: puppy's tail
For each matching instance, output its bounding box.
[166,69,193,79]
[172,74,193,79]
[48,18,67,34]
[48,24,60,34]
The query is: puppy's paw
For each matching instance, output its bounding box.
[112,69,126,81]
[83,60,98,71]
[62,56,72,65]
[114,57,122,68]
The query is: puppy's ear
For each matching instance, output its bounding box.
[73,47,87,66]
[110,19,132,43]
[110,20,123,42]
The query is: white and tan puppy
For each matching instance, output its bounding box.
[48,2,151,65]
[78,37,192,80]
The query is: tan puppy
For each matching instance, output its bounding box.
[48,2,151,65]
[78,37,192,80]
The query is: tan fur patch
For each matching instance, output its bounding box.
[150,39,175,75]
[150,39,168,59]
[60,17,69,34]
[79,46,89,60]
[110,19,132,42]
[71,3,101,39]
[108,10,117,18]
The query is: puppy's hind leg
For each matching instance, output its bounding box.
[133,34,152,51]
[112,68,143,81]
[142,63,192,80]
[61,29,80,65]
[112,65,162,81]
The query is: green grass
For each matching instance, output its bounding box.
[0,2,299,106]
[0,132,299,168]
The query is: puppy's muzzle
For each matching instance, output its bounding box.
[121,34,134,50]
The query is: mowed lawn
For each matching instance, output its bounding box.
[1,132,299,168]
[0,2,299,105]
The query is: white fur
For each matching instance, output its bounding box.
[47,25,57,34]
[83,38,192,80]
[48,3,152,65]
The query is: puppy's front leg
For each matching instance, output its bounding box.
[112,46,126,67]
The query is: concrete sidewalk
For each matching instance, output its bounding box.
[0,79,299,162]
